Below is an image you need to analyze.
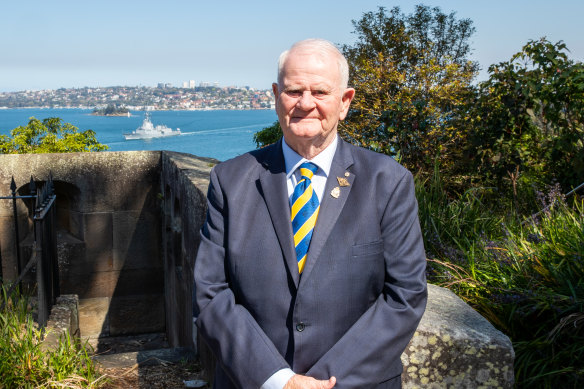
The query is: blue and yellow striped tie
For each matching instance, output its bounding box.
[291,162,320,274]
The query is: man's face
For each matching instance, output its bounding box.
[272,49,354,154]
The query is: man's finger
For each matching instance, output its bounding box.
[324,376,336,388]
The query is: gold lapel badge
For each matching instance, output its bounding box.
[331,186,341,198]
[337,177,350,187]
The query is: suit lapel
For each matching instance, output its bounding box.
[300,138,355,285]
[258,140,300,287]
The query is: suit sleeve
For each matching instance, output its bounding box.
[306,170,428,388]
[194,167,290,388]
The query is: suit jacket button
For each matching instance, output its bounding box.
[296,323,305,332]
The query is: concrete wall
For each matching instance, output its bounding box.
[0,151,215,349]
[1,152,164,338]
[160,151,216,348]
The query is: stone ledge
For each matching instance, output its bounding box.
[402,284,514,388]
[41,294,80,351]
[162,150,217,195]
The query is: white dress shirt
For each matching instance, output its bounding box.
[261,136,338,389]
[283,135,338,203]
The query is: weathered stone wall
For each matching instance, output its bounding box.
[0,151,215,350]
[160,151,215,348]
[0,152,164,338]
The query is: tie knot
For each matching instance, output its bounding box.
[298,162,318,180]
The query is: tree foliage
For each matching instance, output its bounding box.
[342,4,477,73]
[253,121,281,148]
[340,5,478,184]
[0,117,109,154]
[471,38,584,194]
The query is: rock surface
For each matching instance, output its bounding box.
[42,294,79,351]
[401,284,514,388]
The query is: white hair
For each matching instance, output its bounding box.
[277,38,349,89]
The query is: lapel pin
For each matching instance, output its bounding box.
[331,187,341,198]
[337,177,350,187]
[344,172,350,177]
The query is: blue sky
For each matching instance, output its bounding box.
[1,0,583,92]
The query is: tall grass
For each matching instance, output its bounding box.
[0,285,106,388]
[417,172,584,388]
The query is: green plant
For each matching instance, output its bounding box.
[417,166,502,268]
[493,199,584,387]
[253,121,282,148]
[0,285,106,388]
[0,117,108,154]
[340,4,478,189]
[471,38,584,196]
[419,172,584,387]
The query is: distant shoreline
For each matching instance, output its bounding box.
[0,106,273,111]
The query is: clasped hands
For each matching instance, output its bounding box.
[284,374,336,389]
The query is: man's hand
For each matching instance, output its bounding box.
[283,375,336,389]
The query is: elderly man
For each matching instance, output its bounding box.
[194,39,427,389]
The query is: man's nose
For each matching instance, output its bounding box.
[296,91,316,110]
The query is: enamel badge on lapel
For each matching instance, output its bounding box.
[337,177,350,187]
[331,186,341,198]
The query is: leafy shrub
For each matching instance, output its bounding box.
[420,173,584,388]
[253,120,281,148]
[0,117,108,154]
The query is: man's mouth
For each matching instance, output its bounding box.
[291,116,319,122]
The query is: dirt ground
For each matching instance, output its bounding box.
[99,360,209,389]
[89,333,210,388]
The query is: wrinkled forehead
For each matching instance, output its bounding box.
[279,48,342,87]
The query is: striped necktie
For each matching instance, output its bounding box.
[290,162,320,274]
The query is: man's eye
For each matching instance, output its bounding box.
[313,90,326,96]
[286,90,302,97]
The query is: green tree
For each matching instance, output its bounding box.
[339,5,478,187]
[253,121,281,148]
[0,117,109,154]
[471,38,584,197]
[342,4,477,73]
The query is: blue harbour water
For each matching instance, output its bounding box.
[0,109,277,161]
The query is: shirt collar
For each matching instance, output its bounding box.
[282,135,338,178]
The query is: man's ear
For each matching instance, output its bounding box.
[339,88,355,120]
[272,83,279,97]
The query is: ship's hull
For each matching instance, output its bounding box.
[123,130,181,140]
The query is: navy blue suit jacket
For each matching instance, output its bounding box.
[195,138,427,388]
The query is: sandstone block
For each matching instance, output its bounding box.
[109,294,165,336]
[42,294,80,351]
[79,297,110,338]
[112,211,161,270]
[61,269,119,298]
[402,284,514,388]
